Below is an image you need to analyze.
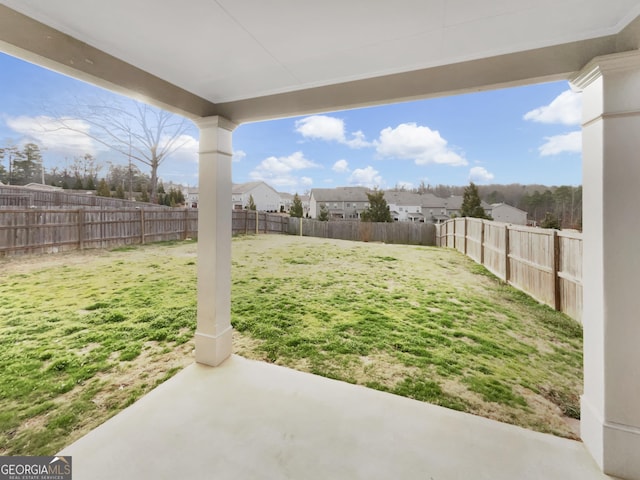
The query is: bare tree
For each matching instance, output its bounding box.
[53,98,192,203]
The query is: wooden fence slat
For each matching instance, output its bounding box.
[438,218,582,322]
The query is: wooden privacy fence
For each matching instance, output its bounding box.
[0,208,290,256]
[436,218,582,322]
[0,208,198,256]
[289,218,436,246]
[231,210,289,235]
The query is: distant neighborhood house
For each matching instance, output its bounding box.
[309,187,370,220]
[231,181,281,212]
[490,203,528,225]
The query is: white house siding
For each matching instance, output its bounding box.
[232,182,281,212]
[491,203,527,225]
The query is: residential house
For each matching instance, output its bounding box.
[442,195,492,218]
[421,193,449,223]
[277,192,311,216]
[308,187,370,219]
[278,192,293,213]
[490,203,527,225]
[384,191,425,222]
[232,181,281,212]
[183,186,199,208]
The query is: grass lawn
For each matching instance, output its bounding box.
[0,235,582,455]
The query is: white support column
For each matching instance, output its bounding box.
[194,116,237,366]
[572,51,640,480]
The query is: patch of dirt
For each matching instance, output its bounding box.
[232,332,265,358]
[439,378,580,440]
[350,352,422,388]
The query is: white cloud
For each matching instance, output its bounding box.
[375,123,467,166]
[349,166,382,188]
[249,151,319,189]
[524,90,582,126]
[296,115,344,142]
[300,176,313,186]
[539,131,582,156]
[332,159,350,173]
[6,115,98,155]
[233,150,246,162]
[345,130,370,149]
[469,166,495,183]
[295,115,371,148]
[161,133,199,163]
[252,151,318,175]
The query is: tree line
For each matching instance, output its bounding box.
[0,142,185,206]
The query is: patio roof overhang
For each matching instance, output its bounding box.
[0,1,639,123]
[2,2,640,479]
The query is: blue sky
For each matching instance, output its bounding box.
[0,52,582,193]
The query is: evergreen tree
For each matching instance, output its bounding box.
[73,177,84,190]
[115,184,126,199]
[318,203,329,221]
[461,182,490,219]
[166,187,185,207]
[12,143,41,185]
[157,181,166,205]
[96,179,111,197]
[247,194,256,211]
[541,212,561,230]
[290,193,303,218]
[139,187,150,203]
[360,189,392,222]
[85,176,96,190]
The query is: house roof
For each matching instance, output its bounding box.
[491,203,527,214]
[384,191,424,206]
[310,187,370,203]
[2,3,639,123]
[420,193,448,208]
[232,181,278,195]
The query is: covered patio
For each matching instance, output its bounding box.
[60,355,607,480]
[1,1,640,478]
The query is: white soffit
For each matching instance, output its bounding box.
[2,0,640,104]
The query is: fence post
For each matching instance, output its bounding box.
[480,220,485,265]
[140,209,146,244]
[552,230,561,311]
[453,219,457,249]
[255,210,259,235]
[463,218,468,254]
[78,209,85,250]
[504,224,510,283]
[183,208,189,240]
[299,217,303,236]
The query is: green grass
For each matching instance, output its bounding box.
[231,235,583,438]
[0,234,583,456]
[0,241,198,456]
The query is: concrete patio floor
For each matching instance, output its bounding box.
[60,355,616,480]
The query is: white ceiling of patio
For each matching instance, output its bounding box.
[1,1,640,121]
